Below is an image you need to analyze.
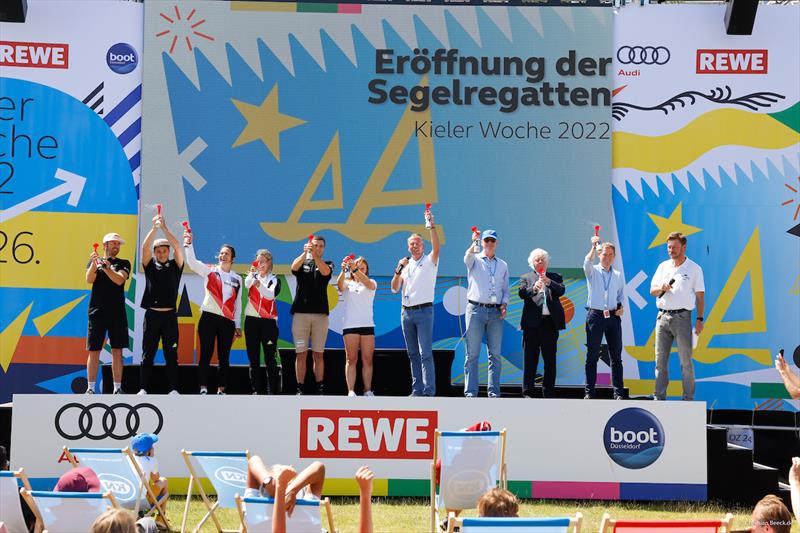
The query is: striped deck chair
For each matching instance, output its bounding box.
[448,513,583,533]
[431,429,507,533]
[234,494,336,533]
[21,490,118,533]
[180,449,251,533]
[599,513,733,533]
[63,447,170,530]
[0,469,33,533]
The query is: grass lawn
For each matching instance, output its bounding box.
[165,496,789,532]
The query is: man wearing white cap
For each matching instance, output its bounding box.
[139,212,184,395]
[86,232,131,394]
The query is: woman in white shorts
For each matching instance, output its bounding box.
[337,256,377,397]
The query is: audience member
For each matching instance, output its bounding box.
[54,466,101,492]
[476,487,519,518]
[775,351,800,399]
[751,494,792,533]
[355,466,374,533]
[89,508,136,533]
[789,457,800,523]
[130,433,169,525]
[245,455,325,515]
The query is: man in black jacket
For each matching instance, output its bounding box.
[518,248,565,398]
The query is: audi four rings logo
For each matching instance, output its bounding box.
[55,403,163,440]
[617,46,670,65]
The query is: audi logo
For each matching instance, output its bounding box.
[55,403,163,441]
[617,46,670,65]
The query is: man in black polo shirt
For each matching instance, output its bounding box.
[86,232,131,394]
[290,235,333,394]
[138,214,184,395]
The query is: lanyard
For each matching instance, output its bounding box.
[483,256,497,295]
[600,267,613,308]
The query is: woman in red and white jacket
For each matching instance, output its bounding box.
[183,230,242,395]
[244,249,282,395]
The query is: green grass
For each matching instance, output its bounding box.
[165,496,790,532]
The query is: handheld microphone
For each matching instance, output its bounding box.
[396,256,411,275]
[658,278,675,298]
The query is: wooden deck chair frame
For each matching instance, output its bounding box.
[234,493,336,533]
[180,449,251,533]
[448,511,583,533]
[430,428,508,533]
[598,512,733,533]
[1,468,34,533]
[63,446,171,530]
[21,488,120,533]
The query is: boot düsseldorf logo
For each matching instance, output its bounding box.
[603,408,665,469]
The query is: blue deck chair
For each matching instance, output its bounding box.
[448,514,583,533]
[430,429,507,533]
[0,469,33,533]
[234,494,336,533]
[180,449,251,533]
[20,490,118,533]
[62,447,170,530]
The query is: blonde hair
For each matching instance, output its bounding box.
[355,256,370,276]
[255,249,273,273]
[90,508,136,533]
[752,494,791,533]
[477,488,519,518]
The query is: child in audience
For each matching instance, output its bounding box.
[130,433,169,524]
[477,487,519,518]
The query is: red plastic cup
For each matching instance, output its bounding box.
[594,225,601,237]
[425,203,431,210]
[93,243,99,253]
[156,204,162,216]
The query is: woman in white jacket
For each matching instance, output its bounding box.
[244,249,281,394]
[183,230,242,395]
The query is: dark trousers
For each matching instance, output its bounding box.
[140,309,179,391]
[522,317,559,397]
[585,309,624,397]
[244,316,280,394]
[198,311,235,388]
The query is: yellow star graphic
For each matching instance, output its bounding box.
[647,202,702,249]
[231,85,305,161]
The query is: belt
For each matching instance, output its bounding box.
[659,308,689,314]
[469,300,502,308]
[403,302,433,310]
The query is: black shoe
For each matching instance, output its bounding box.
[316,382,324,395]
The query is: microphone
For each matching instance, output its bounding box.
[658,278,675,298]
[396,256,411,275]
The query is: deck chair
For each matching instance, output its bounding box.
[448,513,583,533]
[180,449,251,533]
[1,469,33,533]
[62,447,170,530]
[430,429,507,533]
[21,489,118,533]
[234,494,336,533]
[599,513,733,533]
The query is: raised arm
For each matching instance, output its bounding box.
[182,233,212,277]
[141,217,158,268]
[162,221,183,268]
[352,268,377,291]
[355,466,374,533]
[336,259,348,293]
[429,215,440,266]
[776,354,800,400]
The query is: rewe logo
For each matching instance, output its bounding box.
[299,409,437,459]
[603,408,665,469]
[214,466,247,488]
[106,43,138,74]
[696,49,768,74]
[98,473,134,501]
[0,41,69,69]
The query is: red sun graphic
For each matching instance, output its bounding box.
[782,176,800,221]
[155,5,214,54]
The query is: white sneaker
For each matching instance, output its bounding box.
[364,390,375,397]
[137,389,147,396]
[217,390,226,395]
[85,388,95,395]
[168,390,180,395]
[200,388,208,395]
[348,391,357,397]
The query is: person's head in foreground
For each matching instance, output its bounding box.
[54,466,101,492]
[751,494,792,533]
[90,508,136,533]
[477,487,519,517]
[131,432,158,457]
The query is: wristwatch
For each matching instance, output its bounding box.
[696,317,704,321]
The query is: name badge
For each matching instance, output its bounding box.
[490,295,497,304]
[603,310,611,318]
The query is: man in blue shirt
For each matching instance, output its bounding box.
[463,229,510,397]
[583,236,626,399]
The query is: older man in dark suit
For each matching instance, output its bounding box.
[518,248,565,398]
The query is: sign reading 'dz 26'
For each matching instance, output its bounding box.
[299,410,437,459]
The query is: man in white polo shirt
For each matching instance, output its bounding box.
[391,213,440,396]
[649,231,705,401]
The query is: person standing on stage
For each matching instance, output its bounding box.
[518,249,565,398]
[183,230,242,395]
[85,232,131,394]
[290,235,333,395]
[337,255,377,397]
[650,231,705,401]
[139,213,183,395]
[583,236,625,399]
[391,208,440,397]
[463,229,509,398]
[244,249,281,395]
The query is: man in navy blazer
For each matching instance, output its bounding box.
[518,248,565,398]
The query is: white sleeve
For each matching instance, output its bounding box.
[650,263,664,291]
[244,272,256,289]
[184,245,212,278]
[258,275,277,300]
[234,278,243,329]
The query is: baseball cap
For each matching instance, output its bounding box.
[54,466,101,492]
[482,229,498,241]
[102,232,125,245]
[131,432,158,455]
[152,238,170,249]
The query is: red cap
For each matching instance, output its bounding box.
[55,467,101,493]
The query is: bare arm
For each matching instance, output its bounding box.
[271,465,296,533]
[390,258,408,293]
[86,256,99,284]
[695,291,705,334]
[776,354,800,400]
[162,222,183,268]
[336,262,347,293]
[141,220,157,267]
[789,457,800,520]
[429,218,440,266]
[355,466,374,533]
[290,251,306,273]
[104,262,129,286]
[352,269,377,291]
[313,254,331,277]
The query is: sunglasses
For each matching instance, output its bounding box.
[483,238,497,243]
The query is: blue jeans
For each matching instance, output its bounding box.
[401,306,436,396]
[585,310,624,398]
[464,303,504,397]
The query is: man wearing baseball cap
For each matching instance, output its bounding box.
[130,432,169,522]
[54,466,101,492]
[86,232,131,394]
[139,211,184,395]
